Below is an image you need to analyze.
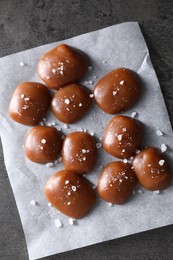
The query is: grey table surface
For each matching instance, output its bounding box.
[0,0,173,260]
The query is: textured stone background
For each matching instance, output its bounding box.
[0,0,173,259]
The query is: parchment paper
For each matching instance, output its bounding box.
[0,22,173,260]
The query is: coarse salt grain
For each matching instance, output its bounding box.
[79,103,82,107]
[72,186,76,191]
[161,144,167,153]
[64,99,70,105]
[113,91,117,95]
[54,218,63,228]
[153,190,160,195]
[156,129,163,136]
[122,127,126,132]
[47,203,52,207]
[21,94,24,98]
[135,149,140,154]
[83,157,86,161]
[46,162,53,167]
[117,134,123,141]
[65,180,69,184]
[120,80,124,85]
[52,68,56,74]
[19,61,25,66]
[89,94,94,98]
[131,111,137,118]
[63,124,69,129]
[123,159,128,163]
[138,189,143,194]
[89,80,93,85]
[69,218,75,225]
[30,200,37,206]
[90,131,95,136]
[67,202,71,205]
[41,139,46,144]
[159,159,165,166]
[82,149,87,153]
[96,143,102,149]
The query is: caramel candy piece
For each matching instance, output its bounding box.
[51,83,92,124]
[97,161,137,204]
[25,126,62,163]
[62,132,97,174]
[132,147,172,191]
[9,82,51,126]
[37,44,88,90]
[94,68,141,114]
[103,115,143,159]
[45,170,96,218]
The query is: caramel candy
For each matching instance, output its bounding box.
[45,170,96,218]
[97,161,137,204]
[37,44,88,90]
[94,68,141,114]
[103,115,143,159]
[51,83,92,124]
[132,147,172,191]
[62,132,97,174]
[9,82,51,126]
[25,126,62,163]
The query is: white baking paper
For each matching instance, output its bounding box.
[0,22,173,260]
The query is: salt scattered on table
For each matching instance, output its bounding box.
[54,218,63,228]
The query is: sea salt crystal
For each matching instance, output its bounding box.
[52,68,56,74]
[67,202,71,205]
[153,190,160,195]
[46,162,53,167]
[30,200,37,206]
[65,180,69,185]
[117,134,123,141]
[47,203,52,207]
[54,218,63,228]
[131,111,137,118]
[123,159,128,163]
[63,124,69,129]
[21,94,24,98]
[79,103,82,107]
[113,91,117,95]
[88,80,93,85]
[90,132,95,136]
[159,160,165,166]
[156,129,163,136]
[72,186,76,191]
[64,99,70,105]
[83,157,86,161]
[96,143,102,149]
[41,139,46,144]
[138,189,143,194]
[161,144,167,153]
[19,61,25,66]
[122,127,126,132]
[69,218,75,225]
[82,149,87,153]
[135,149,140,154]
[89,94,94,98]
